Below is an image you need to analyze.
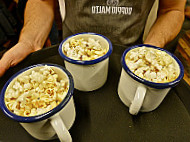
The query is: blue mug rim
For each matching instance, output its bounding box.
[58,32,113,65]
[0,63,74,123]
[121,44,184,89]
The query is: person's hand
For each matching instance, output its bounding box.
[185,6,190,19]
[0,42,41,77]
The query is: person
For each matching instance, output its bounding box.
[0,0,186,77]
[162,0,190,53]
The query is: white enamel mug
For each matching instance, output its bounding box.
[59,33,113,91]
[118,44,184,115]
[0,64,76,142]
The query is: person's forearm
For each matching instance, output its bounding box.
[19,0,54,52]
[144,1,186,48]
[0,0,54,76]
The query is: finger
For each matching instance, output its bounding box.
[0,53,12,77]
[0,60,10,77]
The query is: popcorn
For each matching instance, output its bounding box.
[125,47,179,83]
[62,38,108,61]
[5,66,69,117]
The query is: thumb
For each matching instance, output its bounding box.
[0,58,10,77]
[0,43,35,77]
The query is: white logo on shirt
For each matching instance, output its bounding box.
[92,0,132,15]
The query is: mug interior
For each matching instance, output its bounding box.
[63,34,109,51]
[58,33,113,65]
[121,44,184,89]
[0,64,74,123]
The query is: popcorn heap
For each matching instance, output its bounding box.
[5,66,69,117]
[63,38,108,60]
[125,47,179,83]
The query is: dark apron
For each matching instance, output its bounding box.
[62,0,155,46]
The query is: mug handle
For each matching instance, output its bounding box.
[129,84,146,115]
[50,114,72,142]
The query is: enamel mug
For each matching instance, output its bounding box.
[118,44,184,115]
[0,64,76,142]
[59,33,112,91]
